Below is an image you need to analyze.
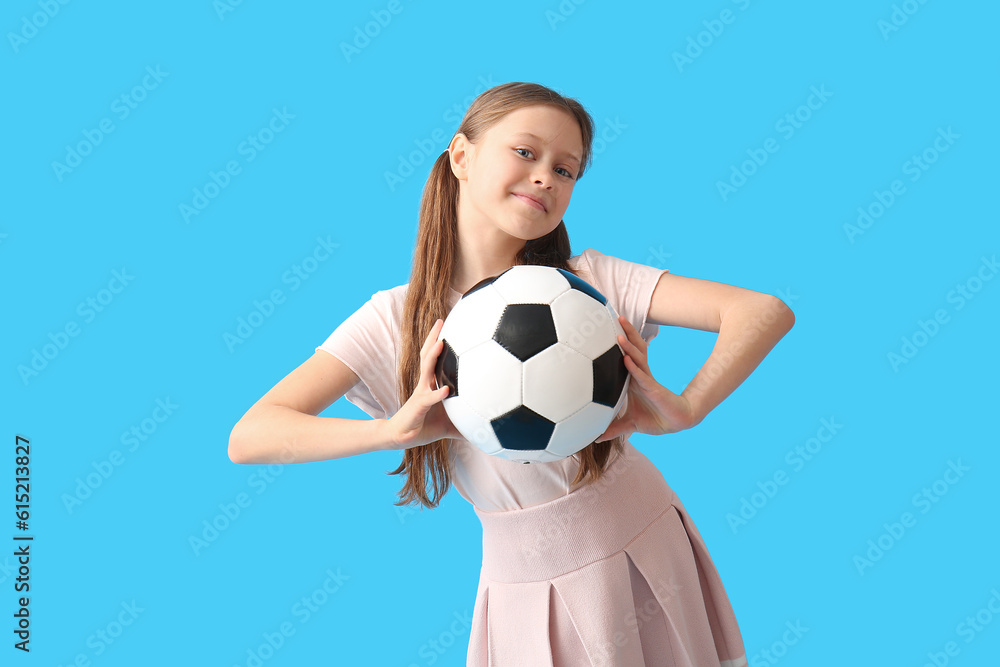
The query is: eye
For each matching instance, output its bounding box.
[514,148,576,180]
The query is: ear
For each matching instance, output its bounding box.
[448,133,473,181]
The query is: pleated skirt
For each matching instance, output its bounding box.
[466,442,747,667]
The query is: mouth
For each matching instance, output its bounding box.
[512,192,547,212]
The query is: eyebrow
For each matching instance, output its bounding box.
[512,132,582,166]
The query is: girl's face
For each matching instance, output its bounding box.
[452,104,584,243]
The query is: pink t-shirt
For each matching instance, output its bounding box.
[315,248,668,511]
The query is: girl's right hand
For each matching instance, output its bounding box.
[384,319,461,451]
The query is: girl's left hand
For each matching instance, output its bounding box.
[595,315,697,443]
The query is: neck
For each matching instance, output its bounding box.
[451,197,525,294]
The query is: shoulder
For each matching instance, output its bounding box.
[361,283,409,315]
[372,283,409,307]
[568,247,668,290]
[566,247,605,284]
[569,247,664,272]
[333,283,410,338]
[568,247,603,270]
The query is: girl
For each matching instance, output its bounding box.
[230,82,793,666]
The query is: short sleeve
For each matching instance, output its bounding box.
[576,248,669,344]
[314,288,403,420]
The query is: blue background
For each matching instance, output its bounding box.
[4,0,998,665]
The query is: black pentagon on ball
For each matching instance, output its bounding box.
[434,339,459,397]
[493,304,558,361]
[556,268,607,305]
[491,405,555,451]
[593,345,628,407]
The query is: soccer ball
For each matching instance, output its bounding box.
[434,265,630,464]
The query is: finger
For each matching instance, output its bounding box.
[617,319,648,357]
[596,419,628,443]
[618,334,652,375]
[421,340,446,388]
[622,355,659,399]
[623,353,656,390]
[618,315,644,343]
[423,318,445,354]
[616,331,645,358]
[596,402,629,442]
[420,321,447,369]
[617,320,648,355]
[595,424,616,443]
[424,383,449,403]
[420,319,444,356]
[423,348,453,401]
[416,382,449,413]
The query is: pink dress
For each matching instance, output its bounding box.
[316,248,747,667]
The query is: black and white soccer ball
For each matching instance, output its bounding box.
[434,265,630,464]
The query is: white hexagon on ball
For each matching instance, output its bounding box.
[441,284,508,355]
[491,265,570,304]
[454,340,522,419]
[547,402,617,458]
[522,343,593,423]
[550,289,617,360]
[441,395,504,455]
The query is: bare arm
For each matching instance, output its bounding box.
[228,351,395,465]
[678,294,793,425]
[647,272,795,426]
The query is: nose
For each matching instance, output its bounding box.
[532,165,553,189]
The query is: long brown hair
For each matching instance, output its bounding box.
[388,82,625,509]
